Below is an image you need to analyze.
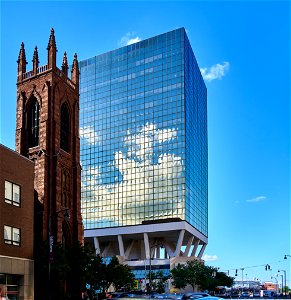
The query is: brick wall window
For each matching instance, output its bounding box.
[4,225,20,246]
[5,181,20,206]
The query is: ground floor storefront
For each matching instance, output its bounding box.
[0,255,34,300]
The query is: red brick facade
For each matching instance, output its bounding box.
[15,29,83,246]
[0,144,34,259]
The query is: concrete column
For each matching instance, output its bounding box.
[174,229,185,257]
[191,238,200,257]
[164,242,175,257]
[156,246,161,259]
[125,240,135,259]
[103,242,111,257]
[118,234,125,257]
[93,236,100,255]
[197,243,206,259]
[183,235,194,257]
[144,233,150,259]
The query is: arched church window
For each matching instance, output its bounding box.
[28,97,40,148]
[60,103,70,152]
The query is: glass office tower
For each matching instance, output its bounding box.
[79,28,207,275]
[80,27,207,235]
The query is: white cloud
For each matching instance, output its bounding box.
[80,126,100,145]
[124,123,178,163]
[82,122,185,226]
[200,61,230,82]
[202,254,219,261]
[246,196,266,203]
[157,128,178,143]
[119,32,141,47]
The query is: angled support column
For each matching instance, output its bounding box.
[183,235,194,257]
[156,246,161,259]
[174,229,185,257]
[93,236,100,255]
[118,234,125,257]
[191,238,200,257]
[164,242,175,257]
[125,240,135,258]
[144,233,150,259]
[103,242,112,257]
[197,243,206,259]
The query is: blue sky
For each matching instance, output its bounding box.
[1,0,290,286]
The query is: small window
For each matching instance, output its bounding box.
[5,181,20,206]
[4,225,20,246]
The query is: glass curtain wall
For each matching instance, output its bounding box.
[79,28,207,237]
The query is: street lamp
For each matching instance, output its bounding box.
[241,268,244,292]
[271,276,278,294]
[278,270,286,295]
[276,274,283,295]
[284,255,291,259]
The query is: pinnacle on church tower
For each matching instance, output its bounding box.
[47,28,57,49]
[17,42,27,81]
[62,51,69,77]
[33,46,39,75]
[47,28,57,69]
[71,53,79,87]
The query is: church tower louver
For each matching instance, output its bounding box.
[15,29,83,277]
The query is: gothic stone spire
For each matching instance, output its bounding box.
[47,28,57,69]
[33,46,39,75]
[62,51,69,77]
[71,53,79,86]
[17,42,27,81]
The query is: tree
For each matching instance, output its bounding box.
[50,242,71,299]
[85,253,107,297]
[147,270,170,293]
[171,263,188,289]
[67,242,101,299]
[214,271,234,289]
[106,256,136,291]
[83,255,135,298]
[171,260,234,293]
[188,260,207,290]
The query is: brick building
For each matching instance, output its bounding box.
[0,143,34,300]
[14,29,83,299]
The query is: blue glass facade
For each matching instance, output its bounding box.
[79,28,208,237]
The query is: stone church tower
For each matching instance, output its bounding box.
[15,29,83,251]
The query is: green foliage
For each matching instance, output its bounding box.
[67,242,97,297]
[171,260,234,292]
[84,255,136,296]
[171,264,188,289]
[107,256,136,291]
[147,270,170,293]
[40,241,136,299]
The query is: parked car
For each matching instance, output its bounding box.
[262,290,277,298]
[108,293,141,300]
[197,297,224,300]
[154,294,183,300]
[253,291,260,298]
[181,292,210,300]
[240,292,250,298]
